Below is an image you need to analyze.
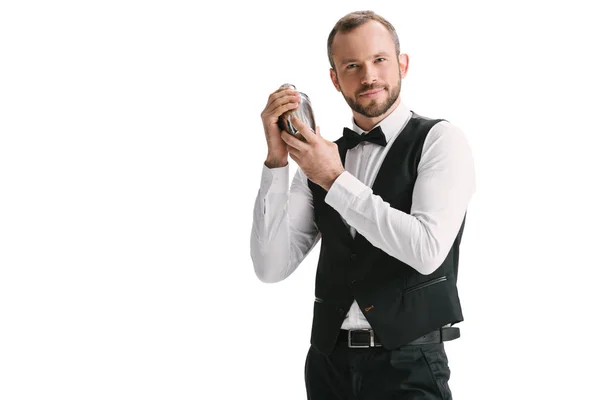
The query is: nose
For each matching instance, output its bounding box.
[360,64,377,86]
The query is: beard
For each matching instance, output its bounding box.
[342,77,401,118]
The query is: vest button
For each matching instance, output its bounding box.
[338,308,345,316]
[350,253,357,261]
[351,280,357,286]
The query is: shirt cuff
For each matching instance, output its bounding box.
[325,171,371,211]
[261,163,289,194]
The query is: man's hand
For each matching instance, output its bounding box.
[281,116,345,191]
[260,87,301,168]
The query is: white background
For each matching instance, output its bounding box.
[1,0,599,399]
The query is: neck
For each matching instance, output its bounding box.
[352,97,401,132]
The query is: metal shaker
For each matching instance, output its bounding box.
[277,83,316,142]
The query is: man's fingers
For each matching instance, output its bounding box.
[263,93,300,122]
[271,87,296,100]
[288,147,301,161]
[290,116,317,143]
[281,130,308,150]
[267,89,300,110]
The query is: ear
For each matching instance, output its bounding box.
[398,53,409,79]
[330,68,341,92]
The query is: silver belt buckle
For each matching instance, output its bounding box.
[348,329,381,348]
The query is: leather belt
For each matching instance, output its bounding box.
[338,327,460,348]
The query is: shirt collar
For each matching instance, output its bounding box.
[350,102,412,143]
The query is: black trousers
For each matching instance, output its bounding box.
[305,342,452,400]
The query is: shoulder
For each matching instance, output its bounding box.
[412,115,474,172]
[421,118,471,153]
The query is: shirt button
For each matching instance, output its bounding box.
[350,253,357,261]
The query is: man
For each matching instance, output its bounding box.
[250,10,475,400]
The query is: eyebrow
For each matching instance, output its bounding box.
[340,52,392,65]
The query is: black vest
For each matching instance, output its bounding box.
[307,113,466,355]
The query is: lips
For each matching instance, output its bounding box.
[359,87,385,98]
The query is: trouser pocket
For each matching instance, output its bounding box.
[388,343,452,399]
[419,343,452,399]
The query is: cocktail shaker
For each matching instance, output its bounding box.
[277,83,316,142]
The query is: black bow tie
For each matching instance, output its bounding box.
[343,126,387,149]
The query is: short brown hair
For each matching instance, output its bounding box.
[327,10,400,70]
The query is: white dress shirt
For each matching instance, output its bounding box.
[250,102,476,330]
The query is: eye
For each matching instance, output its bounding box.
[375,58,386,63]
[346,64,358,70]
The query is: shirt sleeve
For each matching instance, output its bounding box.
[324,121,476,275]
[250,163,321,283]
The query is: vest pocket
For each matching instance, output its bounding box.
[314,297,324,303]
[404,276,447,294]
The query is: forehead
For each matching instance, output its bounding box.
[331,20,396,63]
